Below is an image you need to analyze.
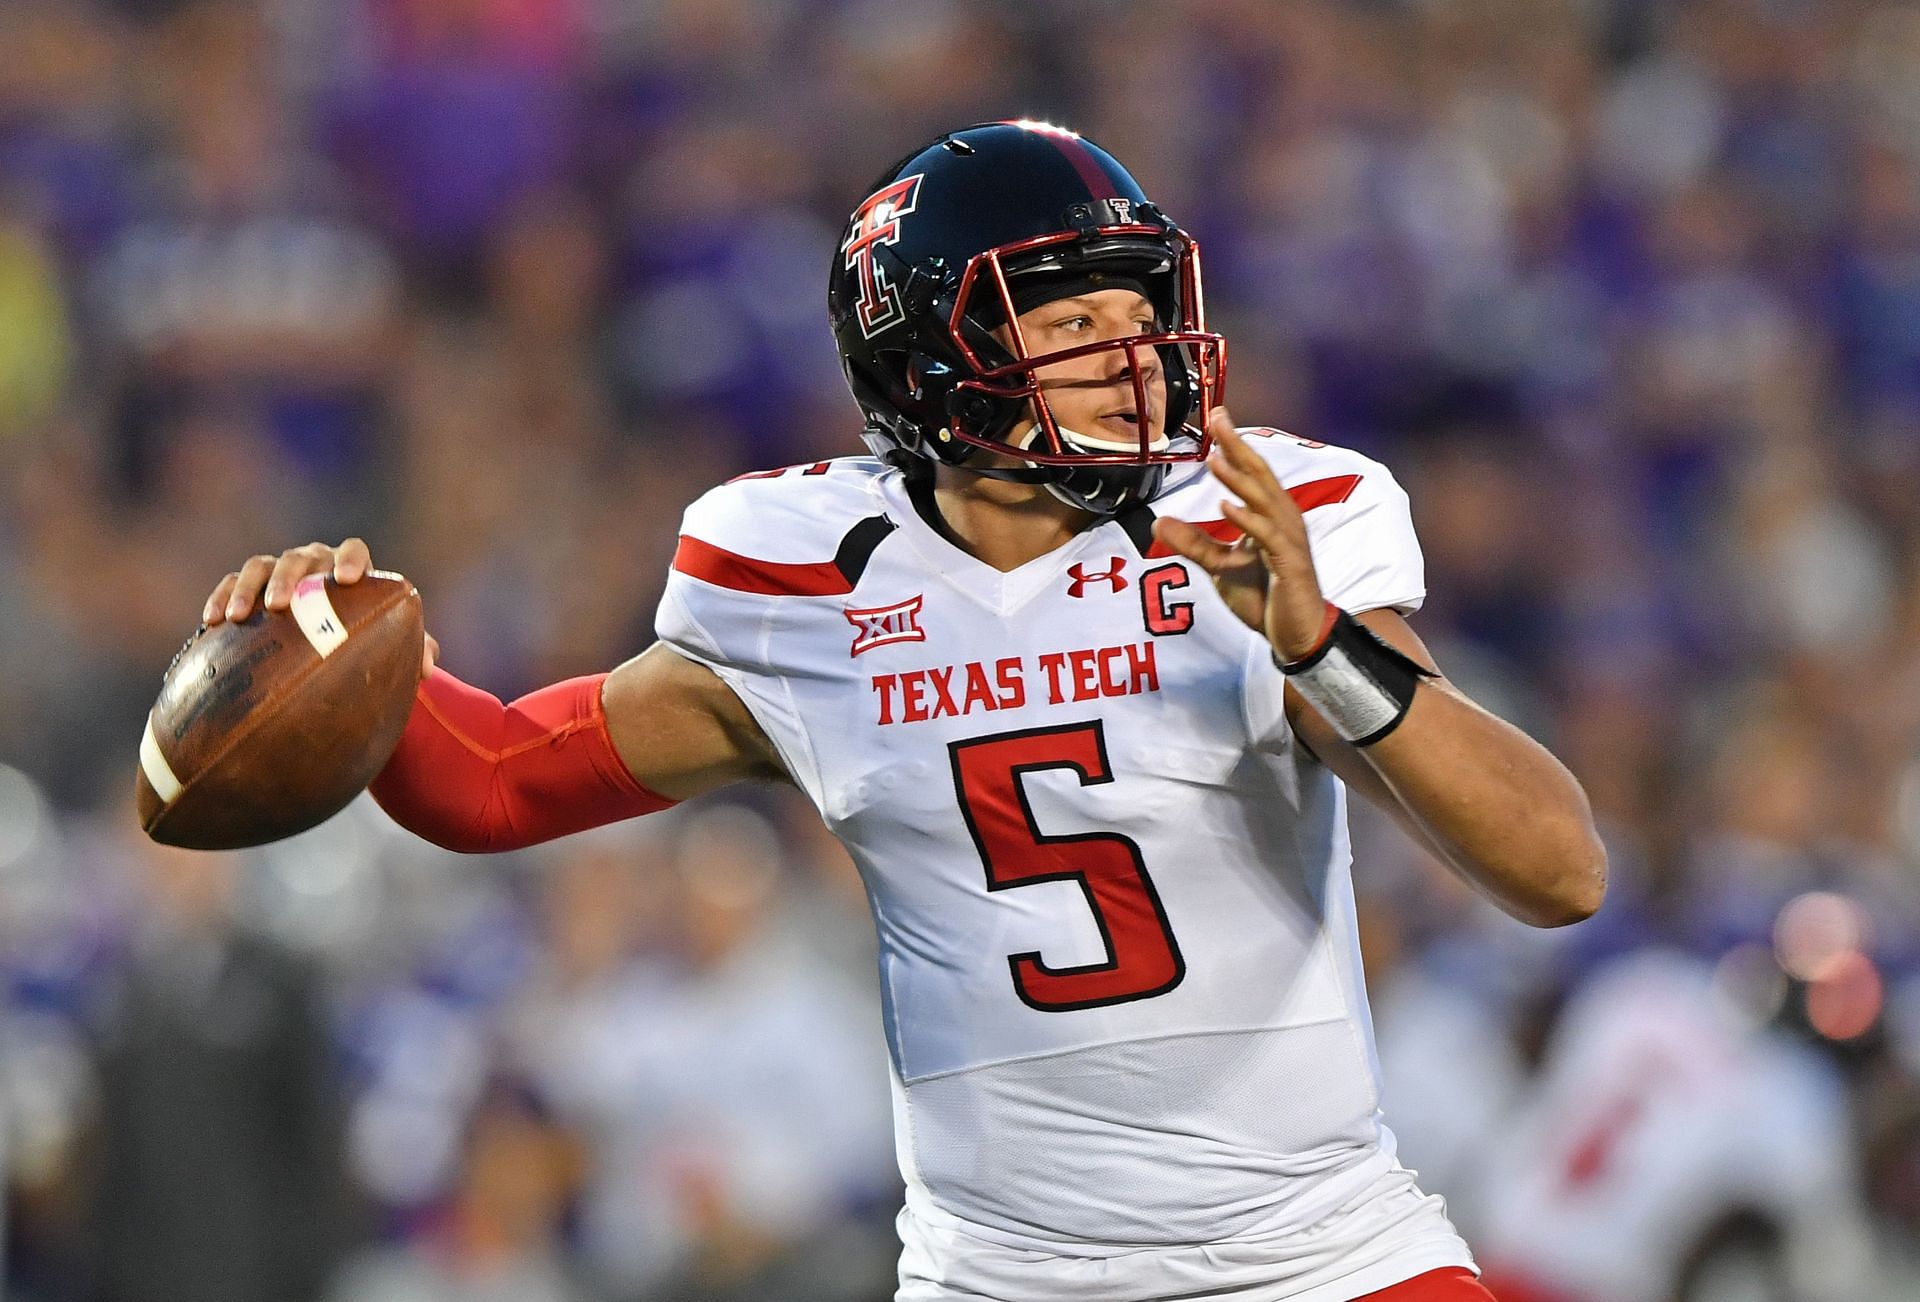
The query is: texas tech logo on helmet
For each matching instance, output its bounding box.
[842,174,924,339]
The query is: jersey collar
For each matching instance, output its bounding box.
[873,470,1148,617]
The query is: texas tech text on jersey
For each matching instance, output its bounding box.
[657,435,1476,1300]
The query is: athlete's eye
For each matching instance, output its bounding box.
[1049,315,1093,333]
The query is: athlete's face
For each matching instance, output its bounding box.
[1011,288,1168,447]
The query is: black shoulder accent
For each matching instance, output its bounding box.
[834,515,897,587]
[1113,501,1158,556]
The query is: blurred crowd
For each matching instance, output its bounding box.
[3,0,1920,1298]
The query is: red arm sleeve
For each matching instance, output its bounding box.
[368,668,675,853]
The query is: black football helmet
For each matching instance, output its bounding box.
[828,120,1225,514]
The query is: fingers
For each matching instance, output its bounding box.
[203,572,241,625]
[1205,405,1253,476]
[1150,517,1240,574]
[1208,422,1294,525]
[216,541,370,623]
[1219,496,1303,568]
[222,554,279,622]
[262,542,338,612]
[1150,518,1269,632]
[422,631,440,681]
[334,537,370,583]
[1207,415,1312,572]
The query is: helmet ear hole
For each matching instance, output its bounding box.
[948,390,1002,436]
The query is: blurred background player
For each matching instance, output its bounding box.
[3,2,1920,1300]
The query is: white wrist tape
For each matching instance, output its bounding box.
[1277,607,1432,746]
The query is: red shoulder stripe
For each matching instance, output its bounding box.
[1145,474,1364,557]
[672,535,853,596]
[1288,473,1363,511]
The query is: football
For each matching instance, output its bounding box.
[137,571,425,850]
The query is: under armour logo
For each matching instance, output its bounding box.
[845,595,926,657]
[1067,557,1128,598]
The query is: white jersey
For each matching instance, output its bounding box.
[655,431,1475,1301]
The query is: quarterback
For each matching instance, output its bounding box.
[205,122,1605,1301]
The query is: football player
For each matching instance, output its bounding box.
[204,121,1606,1301]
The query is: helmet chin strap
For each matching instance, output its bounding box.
[1040,477,1109,512]
[954,461,1062,486]
[950,459,1158,514]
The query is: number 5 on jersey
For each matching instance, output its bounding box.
[948,721,1186,1011]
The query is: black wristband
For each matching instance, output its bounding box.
[1274,608,1434,746]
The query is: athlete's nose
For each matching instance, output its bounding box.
[1103,346,1160,428]
[1101,336,1159,388]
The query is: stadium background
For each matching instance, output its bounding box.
[2,0,1919,1298]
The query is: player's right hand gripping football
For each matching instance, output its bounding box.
[202,539,439,678]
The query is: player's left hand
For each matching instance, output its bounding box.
[1150,409,1331,662]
